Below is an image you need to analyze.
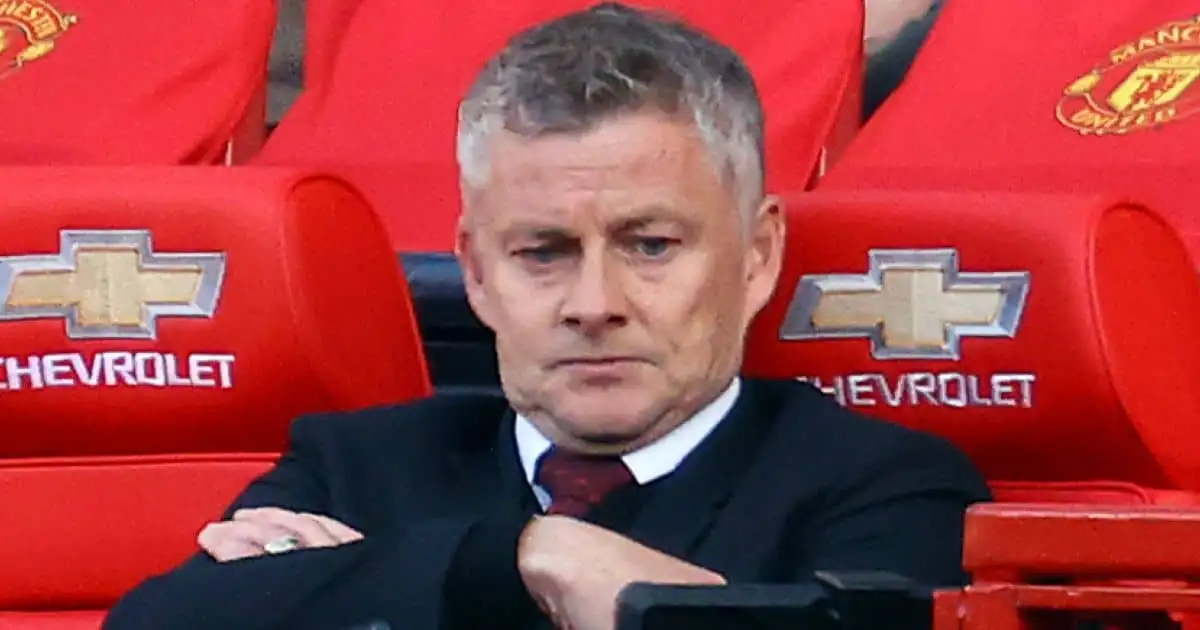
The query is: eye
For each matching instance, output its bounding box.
[513,244,569,265]
[631,236,677,258]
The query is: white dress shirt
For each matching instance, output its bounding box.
[514,378,742,509]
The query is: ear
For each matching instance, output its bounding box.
[455,215,496,329]
[743,195,786,323]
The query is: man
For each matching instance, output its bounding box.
[863,0,945,120]
[104,4,989,630]
[265,0,305,126]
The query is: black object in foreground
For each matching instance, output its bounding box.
[616,571,933,630]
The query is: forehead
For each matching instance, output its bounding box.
[471,113,735,228]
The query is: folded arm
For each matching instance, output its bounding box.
[794,431,991,586]
[103,416,541,630]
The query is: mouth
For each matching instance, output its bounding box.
[553,357,645,383]
[554,356,644,367]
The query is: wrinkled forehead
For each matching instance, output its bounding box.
[465,114,737,232]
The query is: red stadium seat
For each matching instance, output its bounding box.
[933,503,1200,630]
[821,0,1200,256]
[0,167,431,628]
[260,0,863,251]
[297,0,357,100]
[744,190,1200,500]
[0,0,276,165]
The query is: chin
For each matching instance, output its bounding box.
[548,390,665,444]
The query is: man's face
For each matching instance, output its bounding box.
[458,112,784,453]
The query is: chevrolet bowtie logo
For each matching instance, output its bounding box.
[779,249,1031,360]
[0,230,226,340]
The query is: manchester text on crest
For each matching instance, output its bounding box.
[1056,15,1200,135]
[0,0,77,78]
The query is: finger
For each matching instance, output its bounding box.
[206,538,263,562]
[202,518,303,550]
[231,507,299,522]
[237,509,340,548]
[234,507,359,547]
[197,521,284,562]
[200,519,295,546]
[307,514,364,543]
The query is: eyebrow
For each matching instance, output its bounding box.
[499,223,573,243]
[497,204,692,241]
[611,205,693,232]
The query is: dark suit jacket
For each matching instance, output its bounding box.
[103,379,990,630]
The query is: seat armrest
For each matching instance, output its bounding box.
[965,502,1200,582]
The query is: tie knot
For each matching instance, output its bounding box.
[535,448,635,517]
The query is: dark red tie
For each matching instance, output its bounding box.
[535,447,636,517]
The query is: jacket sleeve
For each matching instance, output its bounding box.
[792,430,991,587]
[688,430,987,630]
[102,416,541,630]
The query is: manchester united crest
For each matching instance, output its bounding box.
[1056,15,1200,135]
[0,0,77,80]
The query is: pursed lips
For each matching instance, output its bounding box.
[553,356,647,368]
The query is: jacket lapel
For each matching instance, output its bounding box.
[622,380,781,560]
[494,409,541,511]
[442,406,540,517]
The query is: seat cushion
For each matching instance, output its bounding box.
[0,611,106,630]
[0,456,275,609]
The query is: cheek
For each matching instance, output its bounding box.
[628,278,721,340]
[487,269,561,334]
[634,262,746,351]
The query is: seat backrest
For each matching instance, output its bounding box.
[299,0,361,98]
[0,0,275,165]
[0,167,431,616]
[828,0,1197,175]
[744,190,1200,493]
[260,0,863,251]
[820,0,1200,251]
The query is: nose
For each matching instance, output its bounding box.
[560,249,628,335]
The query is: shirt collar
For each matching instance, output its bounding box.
[515,377,741,493]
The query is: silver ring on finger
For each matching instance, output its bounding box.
[263,535,302,555]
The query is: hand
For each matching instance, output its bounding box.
[197,507,364,562]
[518,516,725,630]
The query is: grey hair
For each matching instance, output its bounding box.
[455,2,766,219]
